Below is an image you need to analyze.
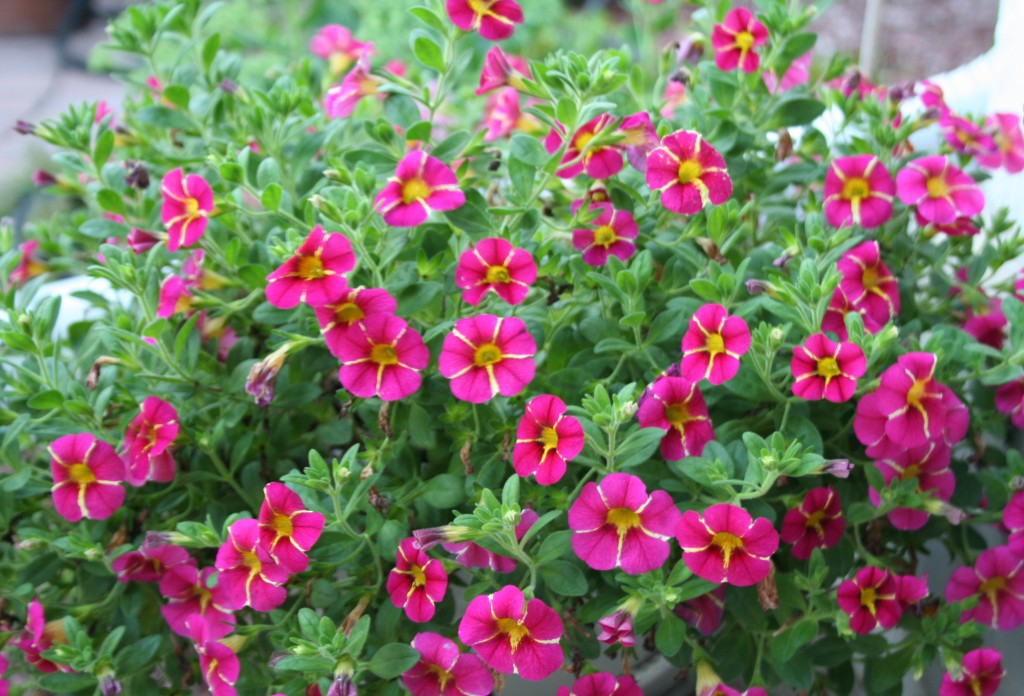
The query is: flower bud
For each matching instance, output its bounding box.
[14,120,36,135]
[412,525,475,550]
[124,160,151,190]
[219,78,238,93]
[126,228,161,254]
[99,672,122,696]
[86,356,122,389]
[597,609,636,647]
[32,169,56,187]
[820,458,853,479]
[245,344,291,407]
[745,279,778,297]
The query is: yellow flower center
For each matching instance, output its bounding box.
[607,507,642,532]
[468,0,494,13]
[817,356,842,378]
[272,513,293,537]
[842,177,870,200]
[926,175,950,198]
[980,576,1006,597]
[574,131,596,151]
[67,462,96,484]
[297,254,326,280]
[735,31,755,51]
[428,663,454,689]
[485,265,511,284]
[473,343,503,367]
[861,265,880,291]
[900,463,922,480]
[336,302,365,324]
[184,198,200,215]
[496,617,530,651]
[241,550,261,572]
[861,586,878,614]
[705,332,725,355]
[359,77,380,96]
[540,426,559,450]
[969,676,985,696]
[665,402,693,428]
[370,343,399,365]
[593,225,617,247]
[805,509,827,534]
[906,378,928,408]
[329,53,353,76]
[677,159,704,185]
[402,177,431,204]
[712,531,744,568]
[410,564,427,587]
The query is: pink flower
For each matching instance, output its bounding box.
[963,300,1007,350]
[265,226,355,308]
[477,46,529,95]
[13,598,70,673]
[159,564,236,638]
[386,538,448,623]
[823,155,896,229]
[939,113,998,157]
[676,503,778,586]
[157,274,193,318]
[161,169,213,252]
[49,433,125,522]
[763,51,812,93]
[1004,490,1024,554]
[836,241,900,330]
[112,544,192,583]
[324,52,380,118]
[946,546,1024,630]
[618,111,660,173]
[442,509,537,573]
[316,287,398,358]
[310,24,373,75]
[661,81,688,119]
[646,130,732,215]
[189,619,240,696]
[513,394,584,485]
[680,303,751,385]
[569,472,682,575]
[896,155,985,225]
[596,609,636,648]
[791,333,866,402]
[711,8,768,73]
[941,648,1004,696]
[822,287,876,341]
[780,487,845,560]
[837,566,902,634]
[123,396,179,486]
[446,0,524,41]
[637,375,714,460]
[915,210,979,237]
[258,482,325,574]
[977,113,1024,172]
[545,115,623,179]
[439,314,536,403]
[9,239,47,286]
[197,312,238,362]
[919,80,948,114]
[556,673,643,696]
[403,632,494,696]
[215,518,289,612]
[675,587,726,636]
[335,315,429,401]
[860,352,946,448]
[375,151,466,227]
[458,585,563,681]
[482,88,540,141]
[572,203,638,267]
[456,237,537,305]
[996,378,1024,429]
[127,228,161,253]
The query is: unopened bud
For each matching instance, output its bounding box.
[770,327,785,344]
[745,279,777,297]
[245,344,291,407]
[619,401,638,418]
[86,356,122,389]
[219,78,238,93]
[14,120,36,135]
[124,160,151,190]
[820,458,853,479]
[773,250,796,268]
[99,672,122,696]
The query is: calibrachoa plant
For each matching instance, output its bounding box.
[3,0,1024,693]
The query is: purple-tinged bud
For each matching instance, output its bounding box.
[14,120,36,135]
[126,228,161,255]
[245,344,291,407]
[32,169,56,187]
[820,458,853,479]
[124,160,151,190]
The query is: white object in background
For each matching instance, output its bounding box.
[31,275,132,339]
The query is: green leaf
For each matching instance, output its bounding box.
[615,427,666,469]
[431,130,471,162]
[39,672,97,692]
[93,129,115,169]
[767,97,827,128]
[96,188,126,215]
[422,473,465,508]
[114,634,162,673]
[347,615,371,657]
[501,475,520,508]
[410,6,448,32]
[367,643,420,679]
[536,529,573,563]
[27,390,65,410]
[508,158,535,203]
[261,183,283,211]
[779,32,816,63]
[135,105,193,130]
[273,655,335,673]
[519,510,562,546]
[510,134,549,167]
[655,613,687,657]
[202,32,221,72]
[163,85,191,110]
[413,35,445,72]
[539,560,588,596]
[257,158,280,188]
[771,618,818,663]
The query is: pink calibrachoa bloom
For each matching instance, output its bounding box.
[836,241,901,330]
[455,237,537,306]
[637,375,714,460]
[915,210,979,237]
[335,315,430,401]
[711,7,768,73]
[545,114,623,179]
[157,274,193,318]
[939,113,998,156]
[481,88,541,141]
[869,444,955,531]
[215,518,289,612]
[676,503,779,586]
[513,394,584,485]
[458,585,564,681]
[1004,490,1024,555]
[160,168,213,252]
[680,303,751,385]
[439,314,536,403]
[446,0,524,41]
[188,620,240,696]
[763,51,812,93]
[896,155,985,225]
[49,433,126,522]
[386,538,448,623]
[861,352,947,448]
[572,204,638,267]
[823,155,896,229]
[310,24,373,75]
[375,150,466,227]
[556,673,643,696]
[112,543,192,583]
[977,113,1024,172]
[675,587,726,636]
[596,597,641,647]
[324,52,381,119]
[780,486,845,560]
[9,239,46,285]
[822,287,881,340]
[265,226,355,309]
[476,45,529,95]
[123,396,179,486]
[160,564,236,638]
[443,508,537,573]
[946,546,1024,630]
[996,378,1024,429]
[258,482,325,574]
[941,648,1005,696]
[791,333,866,403]
[618,111,660,173]
[127,227,161,254]
[403,632,494,696]
[13,598,70,673]
[962,299,1007,350]
[316,287,398,357]
[569,472,682,575]
[837,566,903,634]
[646,130,732,215]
